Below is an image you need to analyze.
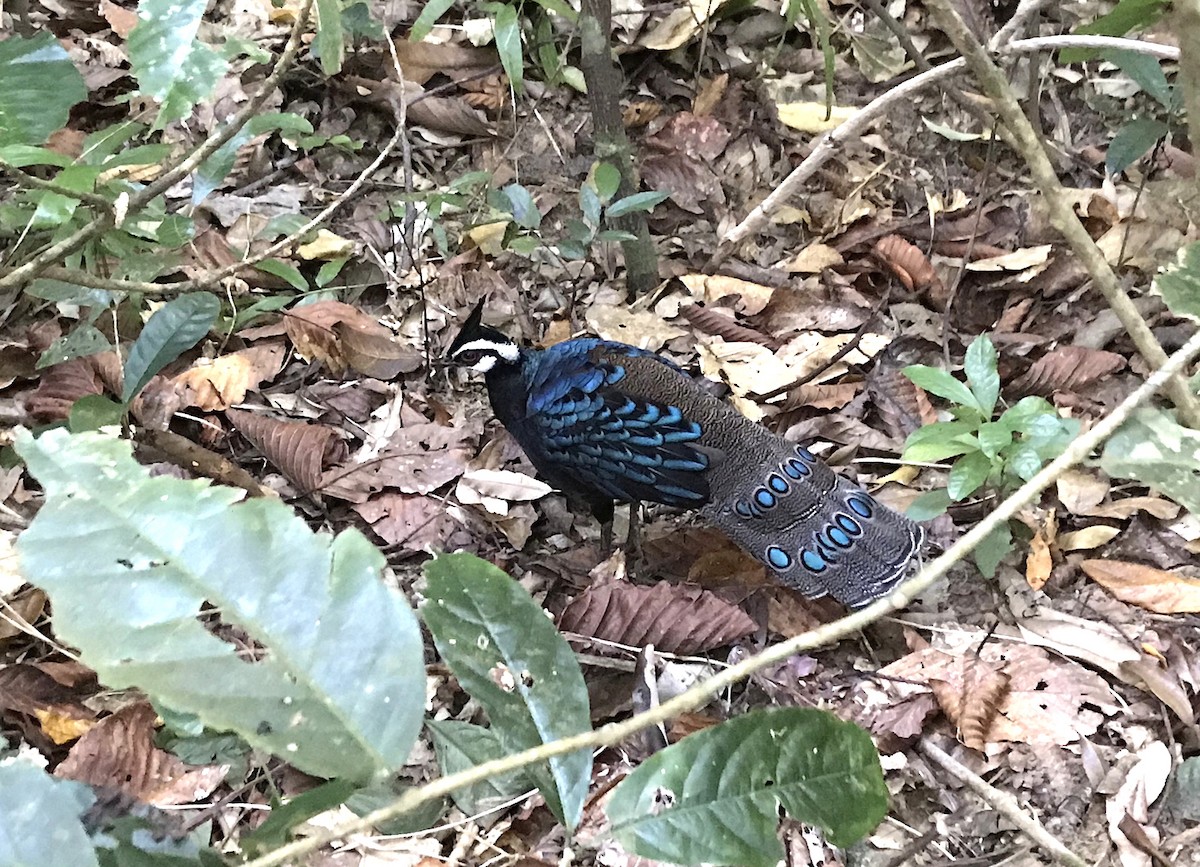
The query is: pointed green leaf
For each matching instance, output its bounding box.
[128,0,228,127]
[973,522,1013,578]
[410,0,458,42]
[948,450,992,500]
[1107,117,1169,175]
[0,33,87,147]
[15,429,425,782]
[314,0,346,75]
[606,191,669,218]
[422,553,591,830]
[122,293,220,403]
[427,719,536,815]
[963,335,999,416]
[906,488,952,521]
[902,365,981,412]
[493,4,524,93]
[608,708,887,866]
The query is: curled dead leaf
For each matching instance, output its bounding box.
[1012,345,1125,396]
[226,408,347,493]
[1080,559,1200,613]
[175,344,285,411]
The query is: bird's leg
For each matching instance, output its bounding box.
[626,501,643,564]
[591,498,616,552]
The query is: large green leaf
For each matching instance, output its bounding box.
[607,708,888,866]
[0,33,87,147]
[314,0,347,76]
[0,760,98,867]
[422,553,591,830]
[121,293,220,403]
[1156,241,1200,321]
[127,0,228,127]
[1100,407,1200,513]
[15,429,425,782]
[427,719,536,815]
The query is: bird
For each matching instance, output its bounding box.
[446,300,925,607]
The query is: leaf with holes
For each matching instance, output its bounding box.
[607,708,887,866]
[15,428,424,782]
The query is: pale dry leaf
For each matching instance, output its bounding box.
[174,344,285,411]
[1056,469,1110,515]
[678,274,776,315]
[782,243,844,274]
[1025,510,1056,591]
[1080,559,1200,613]
[1106,741,1172,867]
[965,244,1053,271]
[585,307,685,350]
[457,468,553,501]
[1058,526,1120,550]
[775,103,858,132]
[1087,497,1181,520]
[640,0,730,50]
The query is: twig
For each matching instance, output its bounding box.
[0,0,316,292]
[717,35,1179,253]
[0,159,114,211]
[990,0,1055,49]
[920,739,1088,867]
[241,325,1200,867]
[925,0,1200,427]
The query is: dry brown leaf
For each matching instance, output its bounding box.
[585,307,685,350]
[55,703,227,805]
[335,319,422,379]
[640,152,724,215]
[0,663,96,742]
[352,492,461,550]
[322,431,472,503]
[646,112,731,162]
[679,305,778,349]
[1080,559,1200,613]
[782,243,845,274]
[226,408,347,493]
[408,95,496,137]
[678,275,776,316]
[175,344,285,411]
[1012,345,1125,396]
[284,301,418,378]
[1106,742,1172,867]
[928,661,1011,750]
[1058,525,1120,550]
[640,0,730,50]
[1087,497,1180,520]
[1025,510,1056,590]
[100,0,138,36]
[872,235,944,299]
[393,40,499,85]
[0,587,46,642]
[23,357,102,422]
[558,581,755,655]
[622,100,663,127]
[692,74,729,117]
[1056,469,1110,515]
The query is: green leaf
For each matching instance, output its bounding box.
[976,421,1013,460]
[1003,442,1044,482]
[529,0,578,21]
[1105,49,1175,109]
[502,183,541,229]
[606,191,670,218]
[963,335,999,416]
[973,522,1013,578]
[948,450,992,500]
[1155,241,1200,321]
[1100,407,1200,513]
[37,326,111,369]
[0,33,87,147]
[316,258,348,288]
[1164,756,1200,821]
[314,0,347,75]
[127,0,229,128]
[493,4,524,94]
[15,428,426,782]
[410,0,458,42]
[906,488,952,521]
[1063,0,1168,63]
[427,719,536,815]
[593,163,621,202]
[579,184,602,227]
[344,781,447,835]
[0,761,98,867]
[596,229,637,243]
[902,438,978,463]
[69,395,125,432]
[1107,117,1169,175]
[27,279,114,308]
[608,708,887,865]
[904,420,979,447]
[999,395,1057,430]
[121,294,220,403]
[256,259,309,292]
[242,779,360,857]
[422,553,591,830]
[902,365,981,412]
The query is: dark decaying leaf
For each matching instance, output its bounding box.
[558,581,756,655]
[352,491,464,550]
[679,304,779,349]
[640,152,725,215]
[1010,345,1125,396]
[54,703,227,806]
[226,407,347,493]
[867,345,938,440]
[646,112,732,162]
[871,235,943,298]
[929,659,1011,751]
[23,358,102,422]
[0,662,95,730]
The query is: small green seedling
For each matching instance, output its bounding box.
[901,334,1079,575]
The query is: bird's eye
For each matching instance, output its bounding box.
[457,349,483,364]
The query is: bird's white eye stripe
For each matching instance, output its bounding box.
[453,338,519,361]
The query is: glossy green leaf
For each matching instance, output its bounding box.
[977,421,1013,460]
[502,183,541,229]
[15,429,425,782]
[902,365,981,413]
[410,0,458,42]
[963,334,999,416]
[37,326,111,369]
[314,0,346,75]
[906,488,952,520]
[493,4,524,93]
[973,522,1013,578]
[593,163,621,202]
[242,779,360,857]
[422,553,591,830]
[1100,407,1200,513]
[69,395,125,432]
[606,191,669,218]
[1105,49,1175,109]
[121,294,220,403]
[0,33,87,147]
[128,0,228,127]
[948,450,992,500]
[1107,117,1169,175]
[256,259,309,292]
[427,719,536,815]
[1063,0,1167,63]
[608,708,887,866]
[0,761,97,867]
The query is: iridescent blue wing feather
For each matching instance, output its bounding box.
[520,340,711,506]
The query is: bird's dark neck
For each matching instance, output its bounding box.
[484,353,529,427]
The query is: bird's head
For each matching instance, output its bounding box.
[446,299,520,373]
